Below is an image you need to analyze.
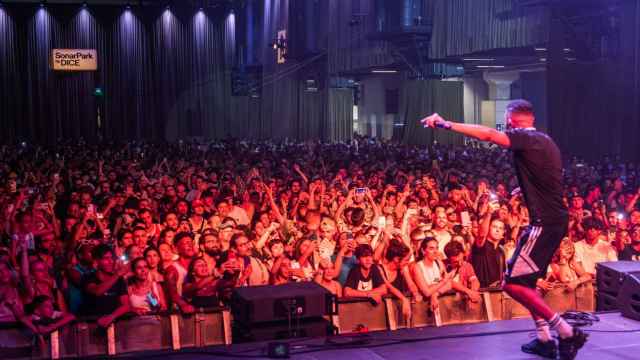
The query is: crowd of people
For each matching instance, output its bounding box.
[0,138,639,342]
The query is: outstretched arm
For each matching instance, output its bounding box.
[421,114,511,148]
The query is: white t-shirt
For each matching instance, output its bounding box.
[574,239,618,275]
[227,206,250,226]
[434,229,452,255]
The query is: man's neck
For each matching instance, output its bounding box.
[585,237,599,246]
[97,269,114,282]
[360,266,371,276]
[178,256,192,267]
[488,237,501,247]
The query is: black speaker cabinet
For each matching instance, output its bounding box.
[618,273,640,321]
[231,282,334,325]
[596,291,619,311]
[596,261,640,295]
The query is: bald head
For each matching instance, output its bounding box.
[505,99,535,129]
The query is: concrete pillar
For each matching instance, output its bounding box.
[483,71,520,100]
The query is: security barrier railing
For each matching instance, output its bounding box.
[0,283,597,358]
[1,307,231,359]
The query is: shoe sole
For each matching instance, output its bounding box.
[559,332,589,360]
[521,348,557,359]
[521,345,557,359]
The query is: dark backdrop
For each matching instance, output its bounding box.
[0,4,236,144]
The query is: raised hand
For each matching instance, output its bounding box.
[420,113,448,129]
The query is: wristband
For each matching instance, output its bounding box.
[435,121,452,130]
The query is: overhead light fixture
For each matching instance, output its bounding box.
[535,47,547,51]
[372,70,398,74]
[40,1,46,8]
[462,58,495,61]
[540,58,547,62]
[82,2,88,8]
[563,48,572,52]
[476,65,505,69]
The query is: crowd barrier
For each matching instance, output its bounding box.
[0,307,231,359]
[0,283,596,358]
[335,282,596,334]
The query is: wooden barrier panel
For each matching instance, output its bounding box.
[576,282,596,312]
[438,292,489,325]
[409,300,437,328]
[336,298,389,334]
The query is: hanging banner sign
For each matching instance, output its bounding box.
[51,49,98,71]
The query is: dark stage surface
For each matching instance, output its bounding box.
[133,312,640,360]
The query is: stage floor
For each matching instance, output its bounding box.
[141,312,640,360]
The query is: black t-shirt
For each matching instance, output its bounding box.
[620,245,640,261]
[471,241,504,288]
[344,264,385,292]
[506,128,568,225]
[81,273,127,316]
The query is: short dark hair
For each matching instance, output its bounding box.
[174,231,194,245]
[506,99,534,115]
[582,217,603,231]
[230,233,247,249]
[92,244,114,260]
[385,239,410,262]
[355,244,374,258]
[444,240,465,259]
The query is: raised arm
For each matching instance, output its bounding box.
[421,114,511,148]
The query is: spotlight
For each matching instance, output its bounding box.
[40,1,46,8]
[83,2,88,8]
[126,3,131,10]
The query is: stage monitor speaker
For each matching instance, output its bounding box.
[596,291,619,311]
[617,273,640,321]
[231,282,334,325]
[596,261,640,295]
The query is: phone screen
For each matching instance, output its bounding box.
[461,211,471,227]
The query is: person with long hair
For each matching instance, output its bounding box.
[127,257,167,315]
[182,257,222,308]
[144,247,164,282]
[410,237,453,311]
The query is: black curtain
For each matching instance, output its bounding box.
[0,4,233,144]
[547,0,640,162]
[0,5,22,142]
[397,79,464,146]
[429,0,549,59]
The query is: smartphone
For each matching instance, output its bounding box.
[377,216,387,228]
[461,211,471,227]
[87,204,95,214]
[96,212,104,220]
[355,188,366,195]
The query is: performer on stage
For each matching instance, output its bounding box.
[421,100,588,360]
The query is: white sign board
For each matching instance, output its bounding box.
[51,49,97,71]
